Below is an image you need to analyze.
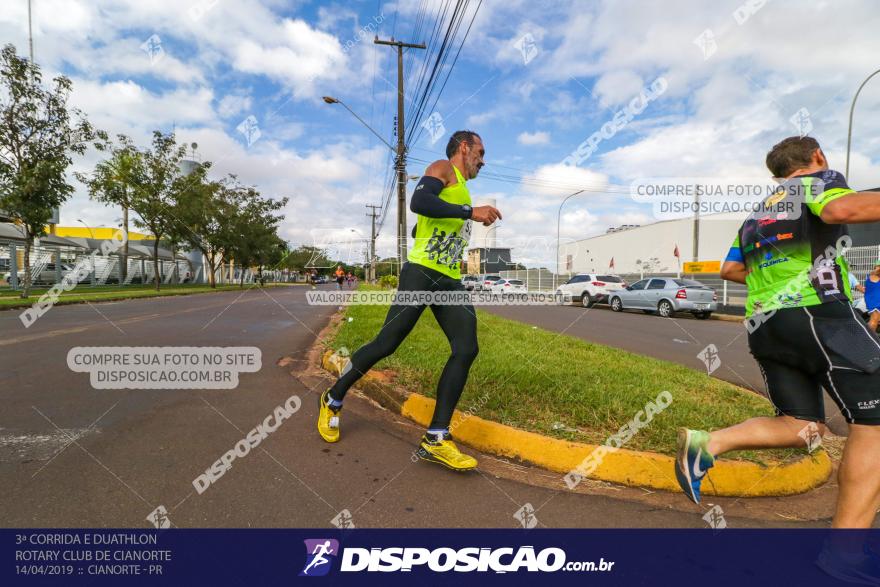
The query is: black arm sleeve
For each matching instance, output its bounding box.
[409,176,471,219]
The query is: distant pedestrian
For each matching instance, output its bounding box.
[849,271,867,315]
[334,266,344,290]
[865,261,880,331]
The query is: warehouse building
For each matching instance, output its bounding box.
[559,210,880,276]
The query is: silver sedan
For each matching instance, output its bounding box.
[609,277,717,319]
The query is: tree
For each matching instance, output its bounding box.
[282,245,334,274]
[170,172,227,288]
[126,131,195,291]
[0,44,96,298]
[75,134,140,282]
[250,234,288,285]
[224,185,286,287]
[375,256,400,278]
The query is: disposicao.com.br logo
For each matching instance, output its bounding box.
[300,542,614,575]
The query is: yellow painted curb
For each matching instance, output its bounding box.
[322,350,832,497]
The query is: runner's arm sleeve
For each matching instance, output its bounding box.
[410,176,472,219]
[805,170,855,216]
[725,234,744,264]
[721,234,747,283]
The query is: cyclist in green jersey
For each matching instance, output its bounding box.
[317,130,502,471]
[675,137,880,538]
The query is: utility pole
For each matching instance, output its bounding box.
[365,204,380,282]
[28,0,34,65]
[374,36,426,265]
[692,191,700,262]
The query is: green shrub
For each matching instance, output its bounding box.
[378,275,398,289]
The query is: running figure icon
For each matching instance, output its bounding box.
[302,540,335,575]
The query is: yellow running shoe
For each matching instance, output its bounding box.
[317,389,341,443]
[416,434,477,471]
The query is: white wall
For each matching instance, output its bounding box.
[559,213,744,274]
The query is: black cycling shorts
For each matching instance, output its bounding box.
[748,302,880,425]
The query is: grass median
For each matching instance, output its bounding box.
[0,282,298,309]
[331,294,796,462]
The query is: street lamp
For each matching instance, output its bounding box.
[555,190,585,290]
[845,68,880,179]
[322,96,396,153]
[323,95,404,268]
[76,219,96,239]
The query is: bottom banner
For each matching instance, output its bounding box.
[4,529,875,585]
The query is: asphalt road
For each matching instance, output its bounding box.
[0,286,832,529]
[484,302,849,436]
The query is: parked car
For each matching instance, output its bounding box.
[476,274,502,291]
[3,263,85,286]
[489,278,526,296]
[461,274,480,291]
[555,273,626,308]
[609,277,717,319]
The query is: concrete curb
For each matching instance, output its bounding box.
[710,313,745,323]
[322,350,832,497]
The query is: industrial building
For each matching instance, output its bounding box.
[465,197,514,274]
[558,211,880,276]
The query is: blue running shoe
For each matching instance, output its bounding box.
[675,428,715,504]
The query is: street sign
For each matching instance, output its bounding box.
[683,260,721,273]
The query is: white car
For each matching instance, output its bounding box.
[476,274,502,291]
[489,278,526,295]
[461,274,480,290]
[555,273,626,308]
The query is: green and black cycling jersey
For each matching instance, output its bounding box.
[725,169,856,317]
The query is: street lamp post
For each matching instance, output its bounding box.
[322,96,394,280]
[76,218,96,240]
[555,190,585,290]
[322,96,396,152]
[845,68,880,179]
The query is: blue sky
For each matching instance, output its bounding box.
[2,0,880,267]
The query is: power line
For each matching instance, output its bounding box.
[411,0,483,146]
[406,0,467,143]
[405,0,453,137]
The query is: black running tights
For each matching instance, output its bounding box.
[328,262,478,430]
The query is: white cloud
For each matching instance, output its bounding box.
[517,131,551,145]
[465,110,501,127]
[232,19,348,96]
[69,80,217,138]
[217,93,253,119]
[592,70,644,107]
[523,164,609,196]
